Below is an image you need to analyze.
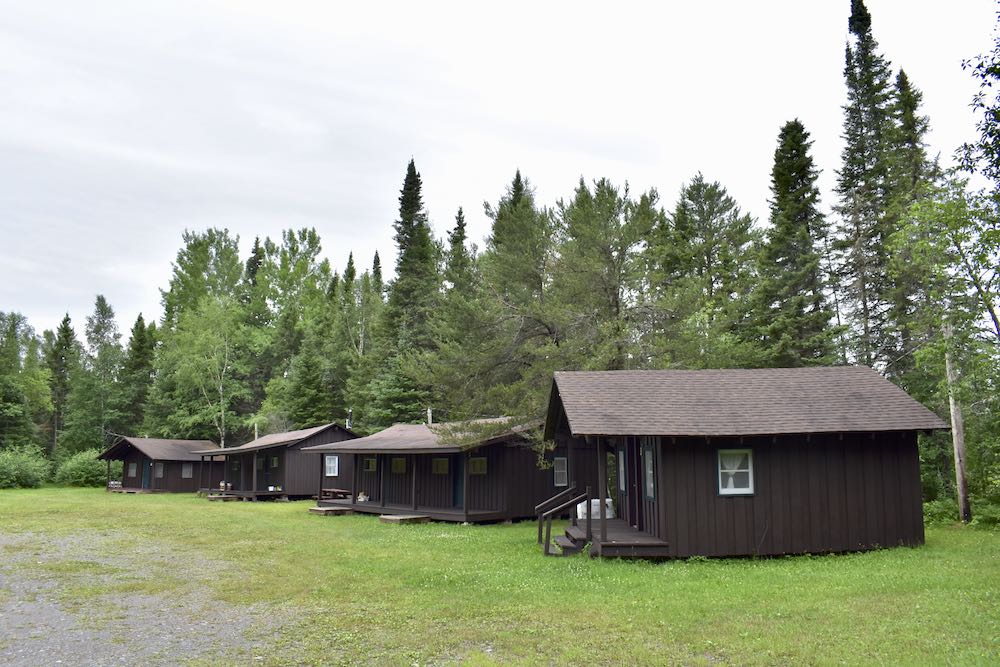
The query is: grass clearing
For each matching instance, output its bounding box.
[1,488,998,665]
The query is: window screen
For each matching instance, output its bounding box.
[718,449,754,495]
[154,462,164,479]
[553,457,568,487]
[391,457,406,474]
[128,463,137,477]
[431,458,449,475]
[618,449,626,492]
[643,443,655,500]
[364,457,377,472]
[325,455,339,477]
[469,457,487,475]
[181,463,193,479]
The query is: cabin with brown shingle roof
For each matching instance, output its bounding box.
[97,437,223,493]
[302,419,581,522]
[193,423,356,500]
[543,366,948,558]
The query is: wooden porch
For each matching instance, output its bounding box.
[198,488,290,501]
[565,520,670,558]
[317,498,508,522]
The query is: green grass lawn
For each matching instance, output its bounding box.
[1,488,998,665]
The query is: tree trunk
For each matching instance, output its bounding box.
[943,323,971,523]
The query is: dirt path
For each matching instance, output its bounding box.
[0,531,291,666]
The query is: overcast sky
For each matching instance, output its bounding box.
[1,0,996,338]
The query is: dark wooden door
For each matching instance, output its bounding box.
[625,439,642,529]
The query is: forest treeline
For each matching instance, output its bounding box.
[2,1,999,515]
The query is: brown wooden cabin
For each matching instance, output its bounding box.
[194,423,356,500]
[97,437,223,493]
[303,420,585,522]
[544,366,949,559]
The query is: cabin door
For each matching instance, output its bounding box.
[452,455,464,508]
[141,460,151,489]
[627,438,644,530]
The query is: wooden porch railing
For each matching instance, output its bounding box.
[540,486,591,556]
[535,485,577,544]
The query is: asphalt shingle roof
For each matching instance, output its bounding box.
[98,437,219,462]
[545,366,948,438]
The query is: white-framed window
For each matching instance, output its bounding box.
[553,457,568,487]
[324,455,339,477]
[431,458,449,475]
[154,462,164,479]
[618,449,626,492]
[642,442,655,500]
[469,457,487,475]
[127,462,137,478]
[181,463,193,479]
[718,449,754,495]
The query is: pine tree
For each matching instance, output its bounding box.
[114,314,156,435]
[647,174,760,368]
[384,159,439,350]
[833,0,895,367]
[750,120,837,367]
[444,208,473,295]
[43,314,78,455]
[553,178,658,371]
[61,296,124,454]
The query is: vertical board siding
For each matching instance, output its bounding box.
[660,432,925,557]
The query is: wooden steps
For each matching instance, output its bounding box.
[379,514,431,525]
[308,506,353,516]
[206,494,238,502]
[554,535,583,555]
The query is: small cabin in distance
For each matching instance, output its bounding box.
[195,423,356,500]
[544,366,948,558]
[97,437,222,493]
[304,419,592,522]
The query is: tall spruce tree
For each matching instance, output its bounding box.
[114,314,156,435]
[384,159,439,350]
[43,314,78,455]
[363,161,439,429]
[833,0,895,367]
[751,120,837,367]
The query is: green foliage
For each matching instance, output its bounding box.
[923,498,959,525]
[749,120,838,367]
[0,445,49,488]
[54,448,121,487]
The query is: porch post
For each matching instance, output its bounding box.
[411,455,417,510]
[317,453,324,502]
[106,459,110,490]
[598,437,608,543]
[379,454,386,508]
[351,453,358,504]
[199,456,204,492]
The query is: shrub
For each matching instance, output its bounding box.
[0,446,50,488]
[970,502,1000,530]
[54,449,121,487]
[923,499,959,525]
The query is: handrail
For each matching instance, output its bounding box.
[541,492,588,519]
[534,484,577,514]
[536,484,577,544]
[542,486,591,556]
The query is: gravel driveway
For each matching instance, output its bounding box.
[0,531,291,666]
